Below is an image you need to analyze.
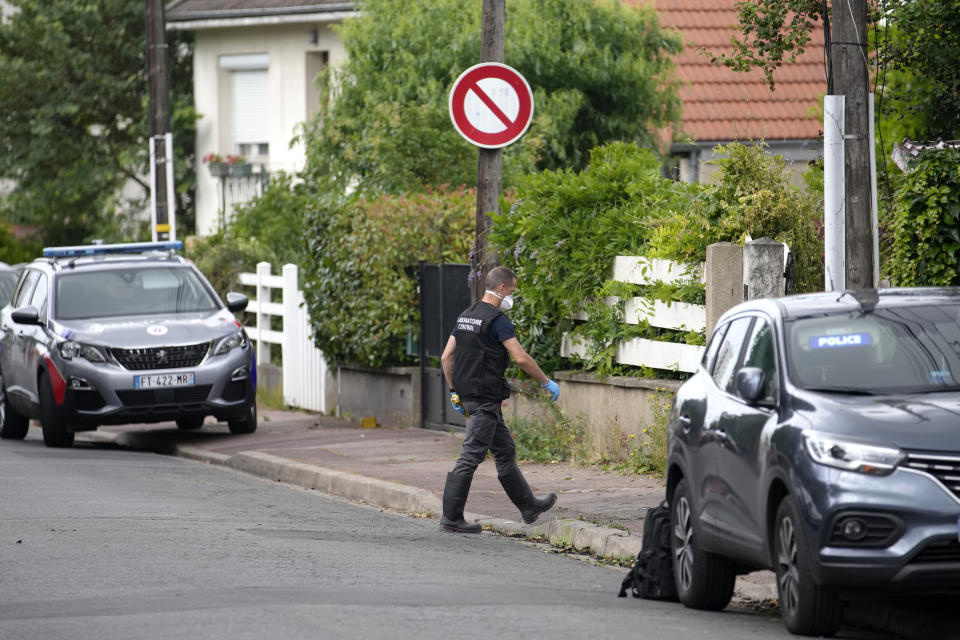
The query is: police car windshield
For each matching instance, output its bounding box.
[55,266,220,320]
[785,304,960,394]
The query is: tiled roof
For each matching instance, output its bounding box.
[166,0,353,21]
[629,0,825,143]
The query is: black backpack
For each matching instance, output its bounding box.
[618,500,679,601]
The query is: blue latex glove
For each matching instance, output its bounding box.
[449,391,466,415]
[542,379,560,402]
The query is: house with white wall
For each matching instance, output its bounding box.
[166,0,355,235]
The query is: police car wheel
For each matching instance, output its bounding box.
[39,371,74,448]
[0,376,29,440]
[228,403,257,434]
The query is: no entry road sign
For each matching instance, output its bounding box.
[448,62,534,149]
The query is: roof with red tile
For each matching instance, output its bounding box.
[629,0,826,143]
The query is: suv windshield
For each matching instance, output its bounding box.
[55,266,220,320]
[786,304,960,394]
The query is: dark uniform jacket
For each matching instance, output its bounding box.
[452,301,511,403]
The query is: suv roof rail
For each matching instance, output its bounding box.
[42,241,183,259]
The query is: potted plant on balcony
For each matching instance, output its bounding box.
[225,153,252,176]
[203,152,228,177]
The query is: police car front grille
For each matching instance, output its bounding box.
[116,385,212,407]
[111,342,210,371]
[905,453,960,499]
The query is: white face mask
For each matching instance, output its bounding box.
[486,290,514,311]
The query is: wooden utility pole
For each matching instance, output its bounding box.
[832,0,872,288]
[471,0,505,301]
[146,0,174,241]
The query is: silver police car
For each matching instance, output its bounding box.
[0,242,256,447]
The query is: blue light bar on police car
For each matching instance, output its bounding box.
[42,241,183,258]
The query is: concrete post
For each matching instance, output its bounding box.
[743,238,787,300]
[705,242,743,336]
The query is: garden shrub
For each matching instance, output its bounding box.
[489,141,705,377]
[886,148,960,286]
[186,232,276,298]
[648,142,824,293]
[301,185,475,367]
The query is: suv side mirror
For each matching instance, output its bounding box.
[10,306,41,326]
[736,367,769,405]
[225,292,248,312]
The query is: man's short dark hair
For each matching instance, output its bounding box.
[485,266,516,290]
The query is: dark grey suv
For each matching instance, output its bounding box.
[0,242,256,447]
[667,288,960,636]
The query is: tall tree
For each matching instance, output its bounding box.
[0,0,195,246]
[301,0,682,196]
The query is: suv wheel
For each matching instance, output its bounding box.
[228,403,257,434]
[774,496,843,637]
[0,375,29,440]
[671,478,735,610]
[176,417,205,431]
[39,371,74,448]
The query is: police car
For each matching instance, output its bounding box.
[0,242,256,447]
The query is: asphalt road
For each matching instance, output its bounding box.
[0,431,891,640]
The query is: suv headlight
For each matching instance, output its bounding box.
[804,431,904,475]
[58,340,106,363]
[214,331,248,355]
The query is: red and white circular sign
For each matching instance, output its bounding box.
[449,62,534,149]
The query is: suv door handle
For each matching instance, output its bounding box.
[678,414,692,430]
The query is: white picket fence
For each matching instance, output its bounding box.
[561,256,707,373]
[238,262,327,412]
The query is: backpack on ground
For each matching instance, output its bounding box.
[617,500,679,601]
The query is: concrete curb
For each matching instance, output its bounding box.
[76,429,776,602]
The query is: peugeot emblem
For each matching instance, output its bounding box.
[156,349,168,364]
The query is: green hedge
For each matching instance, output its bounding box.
[301,185,475,367]
[887,148,960,286]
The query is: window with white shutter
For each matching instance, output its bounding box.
[220,54,269,158]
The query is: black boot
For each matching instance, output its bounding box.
[498,465,557,524]
[440,472,482,533]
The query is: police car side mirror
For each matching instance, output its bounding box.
[10,306,41,326]
[225,292,248,313]
[736,367,768,405]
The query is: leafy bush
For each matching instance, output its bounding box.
[301,185,475,367]
[301,0,681,196]
[489,142,704,376]
[887,148,960,286]
[185,233,276,298]
[0,224,41,264]
[228,173,312,268]
[649,142,823,292]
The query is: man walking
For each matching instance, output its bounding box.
[439,266,561,533]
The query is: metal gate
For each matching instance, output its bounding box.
[418,262,471,431]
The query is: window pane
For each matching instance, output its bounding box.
[29,274,47,316]
[232,69,269,147]
[712,317,754,392]
[742,317,778,400]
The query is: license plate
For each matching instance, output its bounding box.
[134,373,195,389]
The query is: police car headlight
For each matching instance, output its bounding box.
[804,431,904,475]
[214,331,247,355]
[59,341,106,363]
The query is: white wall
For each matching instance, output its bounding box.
[190,22,347,235]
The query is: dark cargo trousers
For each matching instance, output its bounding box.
[450,400,517,477]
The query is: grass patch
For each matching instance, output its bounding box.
[508,401,587,463]
[599,388,673,477]
[257,384,286,410]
